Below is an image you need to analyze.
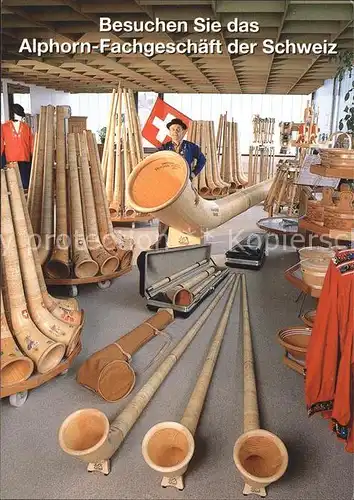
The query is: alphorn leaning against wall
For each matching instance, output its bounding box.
[58,275,234,475]
[141,274,240,490]
[1,169,65,374]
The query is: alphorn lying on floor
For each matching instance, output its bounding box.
[58,274,234,475]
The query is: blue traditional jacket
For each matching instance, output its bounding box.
[159,140,206,178]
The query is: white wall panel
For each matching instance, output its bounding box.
[164,93,309,153]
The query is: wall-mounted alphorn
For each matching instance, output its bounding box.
[27,105,133,282]
[58,275,234,475]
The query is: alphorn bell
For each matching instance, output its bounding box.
[127,151,272,237]
[141,275,239,490]
[6,166,82,356]
[233,275,288,497]
[165,265,217,305]
[1,170,66,373]
[1,289,34,387]
[58,275,234,475]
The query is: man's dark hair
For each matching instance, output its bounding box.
[166,118,187,130]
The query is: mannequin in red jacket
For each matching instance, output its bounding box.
[1,103,34,189]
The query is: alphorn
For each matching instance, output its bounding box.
[0,289,34,387]
[127,151,272,237]
[165,264,216,304]
[58,274,234,475]
[38,105,55,265]
[6,166,82,356]
[45,106,71,279]
[12,163,83,325]
[233,275,288,497]
[77,133,119,275]
[1,170,65,373]
[142,275,239,490]
[68,133,99,278]
[110,87,123,217]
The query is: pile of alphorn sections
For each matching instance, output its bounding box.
[248,115,276,186]
[1,164,84,388]
[188,114,247,198]
[263,159,301,216]
[27,105,133,281]
[102,87,144,219]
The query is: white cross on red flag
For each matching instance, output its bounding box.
[141,97,192,148]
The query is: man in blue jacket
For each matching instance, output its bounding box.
[151,118,206,249]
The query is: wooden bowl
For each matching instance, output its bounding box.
[300,258,329,289]
[277,326,312,362]
[301,310,316,328]
[298,246,334,261]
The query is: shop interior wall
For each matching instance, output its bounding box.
[313,69,353,140]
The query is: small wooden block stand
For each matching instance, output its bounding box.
[111,214,154,228]
[161,475,184,490]
[243,484,267,497]
[87,460,110,475]
[167,228,203,248]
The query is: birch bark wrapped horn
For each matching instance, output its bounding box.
[68,133,99,278]
[127,151,272,237]
[233,275,288,497]
[76,309,174,402]
[1,170,66,374]
[58,275,234,475]
[141,274,240,490]
[45,106,71,279]
[5,166,82,356]
[1,290,34,387]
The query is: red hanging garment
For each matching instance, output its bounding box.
[1,121,34,162]
[305,248,354,453]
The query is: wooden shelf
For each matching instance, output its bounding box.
[1,342,82,399]
[284,262,321,298]
[310,164,353,179]
[299,218,353,241]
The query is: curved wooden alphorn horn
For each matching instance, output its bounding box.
[127,151,272,237]
[12,163,83,325]
[68,134,99,278]
[45,106,70,279]
[38,105,55,265]
[77,133,119,275]
[233,275,288,497]
[0,289,34,387]
[1,171,65,373]
[58,274,234,475]
[141,274,239,490]
[6,167,82,356]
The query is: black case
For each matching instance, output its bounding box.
[137,244,230,317]
[225,233,266,270]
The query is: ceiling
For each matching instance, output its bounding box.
[2,0,353,95]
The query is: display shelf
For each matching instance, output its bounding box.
[299,218,353,241]
[1,341,82,401]
[257,216,299,236]
[310,164,353,179]
[284,262,321,298]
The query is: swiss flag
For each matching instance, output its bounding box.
[142,98,192,148]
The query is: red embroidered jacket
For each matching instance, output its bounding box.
[1,121,34,162]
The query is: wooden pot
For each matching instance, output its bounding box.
[277,326,311,363]
[298,246,334,261]
[300,258,329,289]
